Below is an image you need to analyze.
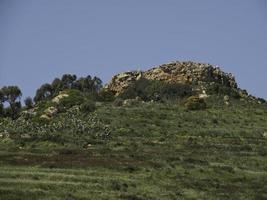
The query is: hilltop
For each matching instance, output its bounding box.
[107,61,242,96]
[0,61,267,200]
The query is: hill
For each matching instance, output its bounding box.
[107,61,237,95]
[0,61,267,200]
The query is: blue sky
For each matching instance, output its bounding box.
[0,0,267,99]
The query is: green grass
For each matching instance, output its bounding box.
[0,96,267,199]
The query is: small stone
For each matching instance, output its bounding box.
[224,95,230,101]
[225,101,230,106]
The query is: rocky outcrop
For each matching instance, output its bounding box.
[52,92,69,104]
[40,106,58,120]
[106,61,238,95]
[106,71,143,95]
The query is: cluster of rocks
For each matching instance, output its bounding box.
[52,92,69,103]
[106,61,238,96]
[40,92,69,120]
[106,71,143,96]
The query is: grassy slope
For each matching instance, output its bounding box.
[0,97,267,200]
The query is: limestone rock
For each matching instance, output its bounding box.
[52,92,69,104]
[105,71,143,95]
[106,61,238,96]
[44,106,58,117]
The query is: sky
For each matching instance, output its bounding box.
[0,0,267,99]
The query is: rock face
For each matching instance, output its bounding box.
[106,61,238,95]
[106,71,143,96]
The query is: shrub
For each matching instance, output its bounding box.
[257,98,266,104]
[80,100,96,113]
[206,83,240,98]
[97,89,115,102]
[113,98,124,107]
[57,89,84,111]
[144,80,193,100]
[185,96,207,110]
[119,79,193,101]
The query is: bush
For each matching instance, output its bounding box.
[185,96,207,110]
[206,83,240,98]
[119,79,193,101]
[257,98,266,104]
[97,89,115,102]
[113,98,124,107]
[144,80,192,100]
[57,89,84,111]
[80,100,96,113]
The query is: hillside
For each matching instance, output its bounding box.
[0,61,267,200]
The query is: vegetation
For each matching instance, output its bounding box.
[206,83,240,98]
[24,96,34,109]
[0,73,267,200]
[57,89,84,112]
[80,100,96,113]
[0,86,22,119]
[119,79,193,101]
[34,74,103,103]
[185,96,207,110]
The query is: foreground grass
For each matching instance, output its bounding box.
[0,97,267,199]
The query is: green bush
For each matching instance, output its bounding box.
[257,98,266,104]
[113,98,124,107]
[119,79,193,101]
[206,83,240,98]
[80,100,96,113]
[58,89,84,111]
[97,89,115,102]
[185,96,207,110]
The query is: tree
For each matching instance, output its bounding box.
[0,90,4,117]
[0,86,22,118]
[61,74,77,89]
[51,78,62,94]
[73,75,102,93]
[24,97,34,109]
[0,103,4,117]
[1,86,22,104]
[34,83,53,102]
[92,76,102,92]
[0,89,4,103]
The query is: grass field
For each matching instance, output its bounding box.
[0,97,267,199]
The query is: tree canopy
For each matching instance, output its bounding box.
[34,74,103,103]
